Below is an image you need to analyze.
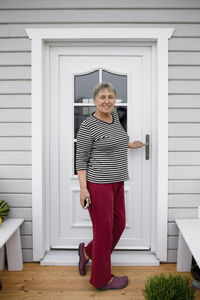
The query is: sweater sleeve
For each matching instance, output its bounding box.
[76,122,93,171]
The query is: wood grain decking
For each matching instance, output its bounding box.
[0,263,200,300]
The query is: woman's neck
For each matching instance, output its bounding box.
[93,110,113,123]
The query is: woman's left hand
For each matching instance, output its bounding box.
[128,141,146,149]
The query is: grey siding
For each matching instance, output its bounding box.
[0,0,200,263]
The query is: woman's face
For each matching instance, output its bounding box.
[93,88,116,115]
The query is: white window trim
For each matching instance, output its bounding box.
[26,27,174,262]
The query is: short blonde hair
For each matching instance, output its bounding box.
[93,82,116,99]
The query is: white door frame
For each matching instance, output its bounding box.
[26,27,174,262]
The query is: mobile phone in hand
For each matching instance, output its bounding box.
[84,198,89,210]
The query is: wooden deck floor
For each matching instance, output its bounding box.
[1,263,200,299]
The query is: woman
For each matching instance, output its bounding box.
[76,82,146,290]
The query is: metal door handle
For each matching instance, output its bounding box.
[145,134,150,160]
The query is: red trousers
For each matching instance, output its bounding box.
[85,181,126,288]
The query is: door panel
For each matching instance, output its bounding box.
[50,46,152,249]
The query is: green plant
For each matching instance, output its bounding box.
[143,273,195,300]
[0,200,10,224]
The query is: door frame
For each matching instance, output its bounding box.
[26,27,174,262]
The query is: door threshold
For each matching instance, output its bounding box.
[40,250,160,266]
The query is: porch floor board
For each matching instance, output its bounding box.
[0,263,200,299]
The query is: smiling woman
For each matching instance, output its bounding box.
[76,82,146,290]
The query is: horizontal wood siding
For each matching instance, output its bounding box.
[0,0,199,263]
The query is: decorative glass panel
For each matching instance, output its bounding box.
[115,106,127,132]
[74,70,99,103]
[74,106,96,139]
[102,70,127,103]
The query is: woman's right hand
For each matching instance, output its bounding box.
[80,188,91,209]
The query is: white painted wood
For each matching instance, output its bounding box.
[176,219,200,271]
[169,38,200,51]
[0,53,31,65]
[169,166,200,179]
[0,138,31,150]
[169,124,200,137]
[0,81,31,94]
[0,218,24,248]
[1,0,200,9]
[1,9,200,23]
[169,66,200,80]
[169,81,200,94]
[0,124,31,137]
[177,232,192,272]
[41,250,159,266]
[169,151,200,165]
[0,180,31,193]
[169,52,200,65]
[6,228,23,271]
[168,222,179,235]
[0,109,31,122]
[0,95,31,108]
[169,109,200,123]
[0,38,30,51]
[0,195,32,208]
[21,235,33,249]
[0,166,31,179]
[22,249,33,262]
[8,208,32,221]
[0,152,31,165]
[168,208,198,221]
[169,138,200,151]
[168,236,178,249]
[169,180,200,194]
[0,246,5,271]
[27,27,173,262]
[169,195,200,208]
[50,46,152,249]
[169,95,200,108]
[20,222,32,235]
[0,67,31,80]
[0,23,199,38]
[168,249,177,263]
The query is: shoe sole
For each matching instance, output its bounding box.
[97,279,128,291]
[78,243,86,276]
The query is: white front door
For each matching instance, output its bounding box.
[49,46,152,250]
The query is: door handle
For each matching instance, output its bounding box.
[145,134,150,160]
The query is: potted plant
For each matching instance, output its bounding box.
[143,273,195,300]
[0,200,10,224]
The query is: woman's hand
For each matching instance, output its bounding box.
[80,188,91,209]
[128,141,146,149]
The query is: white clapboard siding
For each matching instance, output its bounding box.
[169,138,200,151]
[8,207,32,220]
[0,81,31,94]
[169,67,200,80]
[0,180,31,193]
[1,0,200,9]
[0,124,31,136]
[0,38,30,51]
[0,152,31,164]
[0,67,31,80]
[169,81,200,94]
[169,52,200,65]
[168,208,198,222]
[0,137,31,150]
[20,222,32,235]
[169,152,200,165]
[0,109,31,122]
[0,166,31,179]
[0,95,31,108]
[1,23,200,38]
[0,194,32,207]
[169,124,200,137]
[168,195,200,208]
[169,95,200,108]
[169,180,200,194]
[168,222,179,236]
[22,249,33,262]
[169,38,200,51]
[21,235,33,249]
[169,166,200,179]
[0,53,31,65]
[0,1,199,264]
[0,9,199,23]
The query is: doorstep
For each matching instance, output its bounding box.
[40,250,160,266]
